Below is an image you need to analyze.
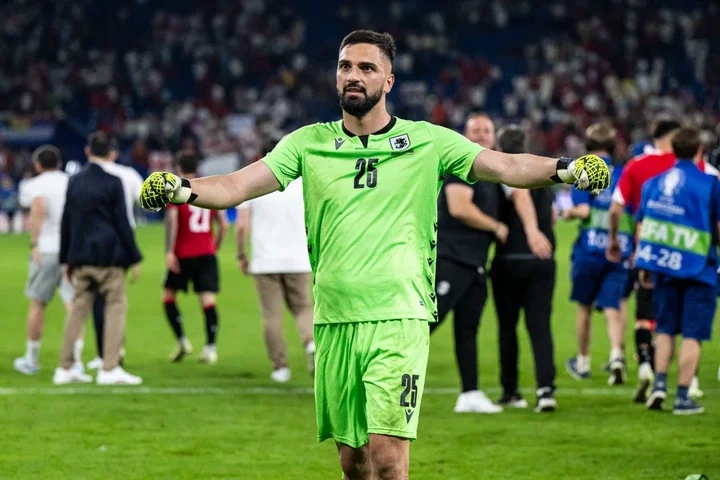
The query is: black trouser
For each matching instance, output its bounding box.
[491,257,556,394]
[92,294,105,358]
[429,257,488,392]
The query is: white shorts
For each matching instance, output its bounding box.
[25,254,74,304]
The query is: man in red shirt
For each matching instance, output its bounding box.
[163,151,228,364]
[607,118,715,402]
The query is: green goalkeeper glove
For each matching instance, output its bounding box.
[139,172,196,212]
[553,154,610,194]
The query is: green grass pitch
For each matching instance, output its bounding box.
[0,221,718,479]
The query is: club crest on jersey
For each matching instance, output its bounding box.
[389,134,410,151]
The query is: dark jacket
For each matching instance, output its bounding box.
[60,163,142,268]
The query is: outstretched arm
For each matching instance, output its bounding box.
[471,149,566,189]
[184,161,281,210]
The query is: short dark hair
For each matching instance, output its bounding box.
[176,150,199,175]
[651,118,681,140]
[497,125,526,154]
[340,30,396,64]
[32,145,61,170]
[585,122,617,153]
[87,131,117,157]
[671,127,702,159]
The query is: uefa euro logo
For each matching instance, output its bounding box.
[661,168,684,198]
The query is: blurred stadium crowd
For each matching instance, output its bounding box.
[0,0,719,209]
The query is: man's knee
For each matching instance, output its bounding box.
[163,289,177,302]
[199,292,216,308]
[635,319,654,330]
[370,435,409,480]
[337,443,372,480]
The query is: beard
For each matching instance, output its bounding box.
[338,85,383,118]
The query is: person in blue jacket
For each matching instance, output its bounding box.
[636,127,720,415]
[564,123,633,386]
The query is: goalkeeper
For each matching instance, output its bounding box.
[140,30,610,480]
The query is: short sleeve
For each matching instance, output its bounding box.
[571,187,592,206]
[443,174,470,186]
[18,179,34,208]
[261,127,311,190]
[131,169,144,202]
[425,123,483,183]
[500,185,516,199]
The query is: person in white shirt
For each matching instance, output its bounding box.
[235,177,315,382]
[14,145,78,374]
[83,153,145,370]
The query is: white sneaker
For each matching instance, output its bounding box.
[534,388,558,413]
[198,345,218,365]
[96,367,142,385]
[14,357,39,375]
[454,390,503,413]
[271,367,291,383]
[53,367,93,385]
[87,357,103,370]
[689,376,704,399]
[71,361,85,374]
[607,358,626,386]
[169,338,193,363]
[633,362,655,403]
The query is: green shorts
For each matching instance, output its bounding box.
[314,318,429,448]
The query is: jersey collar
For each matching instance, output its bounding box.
[341,116,397,138]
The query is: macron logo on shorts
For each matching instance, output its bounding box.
[405,408,414,423]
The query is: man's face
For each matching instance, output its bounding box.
[336,43,394,118]
[464,116,496,148]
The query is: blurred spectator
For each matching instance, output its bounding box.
[0,0,718,166]
[0,173,21,233]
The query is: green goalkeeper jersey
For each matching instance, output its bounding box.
[261,117,483,324]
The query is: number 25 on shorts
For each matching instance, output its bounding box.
[400,373,419,409]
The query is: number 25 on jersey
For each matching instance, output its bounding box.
[354,158,379,189]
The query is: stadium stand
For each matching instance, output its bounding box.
[0,0,718,178]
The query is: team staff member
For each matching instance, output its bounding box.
[236,176,315,383]
[432,113,508,414]
[564,123,631,386]
[85,143,144,370]
[54,132,143,385]
[490,125,557,413]
[637,127,718,415]
[608,118,712,401]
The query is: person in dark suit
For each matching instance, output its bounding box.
[490,125,558,413]
[432,113,509,414]
[53,132,143,386]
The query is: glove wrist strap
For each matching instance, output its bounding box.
[551,157,575,184]
[170,178,197,204]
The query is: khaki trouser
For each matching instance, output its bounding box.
[59,266,127,371]
[254,273,314,370]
